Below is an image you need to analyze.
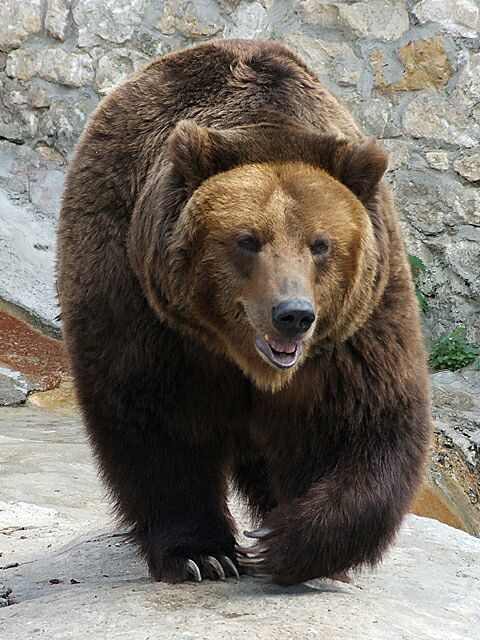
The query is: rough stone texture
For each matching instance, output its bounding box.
[337,0,410,41]
[158,0,223,38]
[430,368,480,535]
[453,51,480,107]
[413,0,480,39]
[426,150,449,171]
[0,139,63,326]
[0,190,59,327]
[0,0,478,345]
[6,48,94,87]
[95,48,149,94]
[0,403,479,639]
[403,93,479,149]
[0,366,35,406]
[225,2,271,39]
[0,0,42,52]
[300,0,410,41]
[45,0,71,41]
[73,0,148,47]
[394,170,479,332]
[284,32,363,87]
[454,152,480,182]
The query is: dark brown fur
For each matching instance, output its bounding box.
[57,39,431,585]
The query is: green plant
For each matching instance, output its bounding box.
[408,254,428,313]
[430,327,479,371]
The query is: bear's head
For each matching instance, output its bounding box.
[128,117,389,391]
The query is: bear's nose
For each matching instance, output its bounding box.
[271,299,316,338]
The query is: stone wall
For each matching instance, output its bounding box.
[0,1,478,340]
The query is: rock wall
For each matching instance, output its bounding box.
[0,1,478,339]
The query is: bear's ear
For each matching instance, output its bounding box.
[167,120,209,191]
[167,120,237,193]
[326,140,389,203]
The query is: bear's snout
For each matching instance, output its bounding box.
[271,299,315,338]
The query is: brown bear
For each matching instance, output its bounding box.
[57,39,432,586]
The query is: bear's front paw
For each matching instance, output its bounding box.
[150,551,240,583]
[236,524,351,586]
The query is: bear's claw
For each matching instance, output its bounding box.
[187,559,202,581]
[207,555,226,580]
[186,555,240,582]
[236,530,355,584]
[244,527,272,539]
[221,555,240,579]
[234,528,273,578]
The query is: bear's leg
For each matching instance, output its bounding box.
[236,399,430,585]
[83,391,239,583]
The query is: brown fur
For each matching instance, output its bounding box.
[57,39,431,585]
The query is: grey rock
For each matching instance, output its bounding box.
[283,32,363,87]
[431,368,480,476]
[453,151,480,182]
[0,0,42,53]
[156,0,224,38]
[225,2,271,39]
[453,51,480,108]
[300,0,410,41]
[95,48,149,94]
[39,98,96,156]
[27,86,51,109]
[0,367,35,406]
[0,139,65,216]
[45,0,71,41]
[394,170,480,339]
[6,84,52,110]
[35,145,66,166]
[431,370,480,411]
[403,92,479,148]
[0,106,36,143]
[413,0,480,39]
[299,0,344,29]
[381,139,411,171]
[0,188,59,327]
[0,140,63,328]
[345,95,394,138]
[425,150,449,171]
[6,48,94,88]
[395,169,480,234]
[73,0,147,48]
[5,88,28,107]
[0,585,14,608]
[338,0,410,41]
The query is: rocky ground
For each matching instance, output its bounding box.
[0,307,479,639]
[429,369,480,536]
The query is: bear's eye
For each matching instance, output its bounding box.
[311,237,330,257]
[237,233,262,254]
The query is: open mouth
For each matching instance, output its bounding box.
[255,333,303,370]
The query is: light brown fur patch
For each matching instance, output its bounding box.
[175,161,375,391]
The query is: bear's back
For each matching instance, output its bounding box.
[68,39,362,217]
